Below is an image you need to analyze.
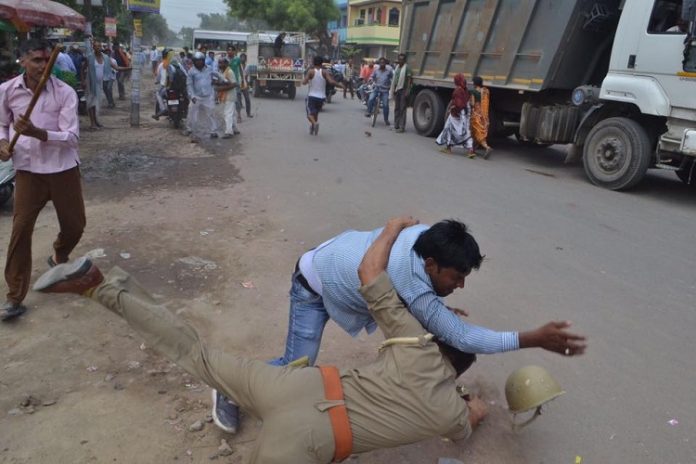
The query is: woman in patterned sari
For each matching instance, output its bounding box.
[470,75,493,158]
[436,73,475,157]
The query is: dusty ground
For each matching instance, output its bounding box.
[2,73,695,464]
[0,78,519,464]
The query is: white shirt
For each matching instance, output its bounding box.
[94,61,104,83]
[150,50,159,61]
[307,67,326,99]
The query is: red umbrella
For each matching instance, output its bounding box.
[0,0,85,30]
[42,0,85,30]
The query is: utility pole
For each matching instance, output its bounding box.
[130,12,143,127]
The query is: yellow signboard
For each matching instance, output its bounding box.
[127,0,160,14]
[133,18,142,37]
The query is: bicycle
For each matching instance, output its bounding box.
[368,88,387,127]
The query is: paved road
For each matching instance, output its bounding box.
[235,87,696,463]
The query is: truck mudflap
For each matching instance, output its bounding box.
[519,103,580,144]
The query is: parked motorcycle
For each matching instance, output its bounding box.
[76,87,87,116]
[325,67,344,104]
[0,158,15,208]
[165,88,188,129]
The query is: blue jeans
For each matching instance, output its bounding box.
[268,270,330,366]
[367,89,389,122]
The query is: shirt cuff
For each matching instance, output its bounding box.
[359,272,395,304]
[45,130,71,142]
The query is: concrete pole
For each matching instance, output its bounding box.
[130,12,142,127]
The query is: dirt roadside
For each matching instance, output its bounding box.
[0,78,521,464]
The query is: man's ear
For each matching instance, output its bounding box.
[423,257,437,275]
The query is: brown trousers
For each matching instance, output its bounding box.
[4,166,86,304]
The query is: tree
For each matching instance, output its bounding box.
[179,27,194,47]
[143,14,177,45]
[224,0,339,54]
[196,13,268,32]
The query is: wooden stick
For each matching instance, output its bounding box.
[8,45,62,152]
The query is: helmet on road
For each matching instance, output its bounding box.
[193,51,205,60]
[505,365,565,430]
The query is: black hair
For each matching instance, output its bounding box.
[473,76,483,87]
[19,39,50,57]
[313,55,323,66]
[378,56,386,63]
[412,220,484,273]
[398,53,407,60]
[227,45,236,51]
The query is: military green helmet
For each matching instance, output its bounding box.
[505,365,565,413]
[505,365,565,430]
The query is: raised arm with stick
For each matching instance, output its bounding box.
[0,45,61,161]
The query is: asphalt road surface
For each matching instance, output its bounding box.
[240,87,696,463]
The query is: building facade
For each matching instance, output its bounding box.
[327,0,348,59]
[346,0,402,60]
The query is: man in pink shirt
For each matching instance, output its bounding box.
[0,39,85,321]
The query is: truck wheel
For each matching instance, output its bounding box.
[413,89,445,137]
[288,85,296,100]
[676,160,696,189]
[582,117,651,190]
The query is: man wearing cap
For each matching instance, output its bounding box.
[185,51,219,142]
[32,216,501,462]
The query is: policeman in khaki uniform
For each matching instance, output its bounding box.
[34,217,587,462]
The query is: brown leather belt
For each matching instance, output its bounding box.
[318,365,353,462]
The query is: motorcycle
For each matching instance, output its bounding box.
[76,87,87,116]
[325,67,344,104]
[0,158,15,208]
[165,88,188,129]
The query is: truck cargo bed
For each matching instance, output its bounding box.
[401,0,621,91]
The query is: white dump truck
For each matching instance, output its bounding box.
[400,0,696,190]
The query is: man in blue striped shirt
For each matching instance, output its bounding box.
[212,218,584,433]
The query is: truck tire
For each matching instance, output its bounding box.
[413,89,445,137]
[676,160,696,189]
[582,117,651,190]
[288,85,296,100]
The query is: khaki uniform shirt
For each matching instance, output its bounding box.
[343,272,472,453]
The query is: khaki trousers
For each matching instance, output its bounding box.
[93,267,336,464]
[4,167,85,304]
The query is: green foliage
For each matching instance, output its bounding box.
[179,27,194,46]
[224,0,339,37]
[195,13,269,32]
[52,0,176,46]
